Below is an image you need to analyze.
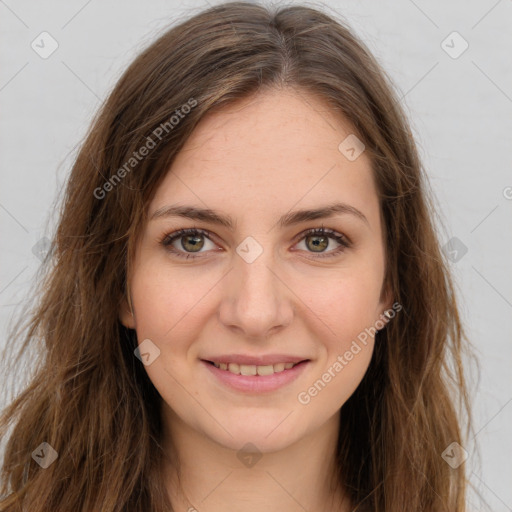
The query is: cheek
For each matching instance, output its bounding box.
[295,278,378,411]
[129,267,212,402]
[295,268,384,338]
[130,262,219,340]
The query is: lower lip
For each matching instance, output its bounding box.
[201,360,310,393]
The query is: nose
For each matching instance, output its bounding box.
[217,244,294,339]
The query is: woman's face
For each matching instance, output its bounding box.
[120,88,392,453]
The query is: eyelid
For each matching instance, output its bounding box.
[291,226,351,246]
[160,227,219,254]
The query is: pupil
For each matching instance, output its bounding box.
[183,235,204,252]
[308,235,327,252]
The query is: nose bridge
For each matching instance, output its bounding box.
[218,235,293,338]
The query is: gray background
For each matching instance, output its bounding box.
[1,0,511,510]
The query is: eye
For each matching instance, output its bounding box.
[160,228,218,259]
[293,226,351,258]
[160,226,351,260]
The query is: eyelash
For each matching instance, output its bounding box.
[159,226,351,260]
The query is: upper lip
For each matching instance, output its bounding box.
[202,354,310,366]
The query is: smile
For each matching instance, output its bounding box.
[201,359,310,393]
[207,361,300,375]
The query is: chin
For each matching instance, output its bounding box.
[205,419,303,454]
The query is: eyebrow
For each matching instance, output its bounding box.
[149,201,369,229]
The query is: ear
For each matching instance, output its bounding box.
[378,275,395,316]
[119,295,136,329]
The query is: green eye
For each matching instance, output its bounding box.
[296,227,350,258]
[161,226,350,260]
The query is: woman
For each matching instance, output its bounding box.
[0,2,476,511]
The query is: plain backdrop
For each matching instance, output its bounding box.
[1,0,511,510]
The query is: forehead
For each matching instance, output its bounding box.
[149,88,379,228]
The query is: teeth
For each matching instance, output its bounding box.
[274,363,285,372]
[211,361,300,375]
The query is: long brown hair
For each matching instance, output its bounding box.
[0,2,478,510]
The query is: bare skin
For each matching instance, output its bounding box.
[120,87,392,512]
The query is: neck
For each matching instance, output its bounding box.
[160,407,352,512]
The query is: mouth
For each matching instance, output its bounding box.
[202,359,309,376]
[200,358,311,393]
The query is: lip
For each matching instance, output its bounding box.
[201,354,308,366]
[201,359,310,393]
